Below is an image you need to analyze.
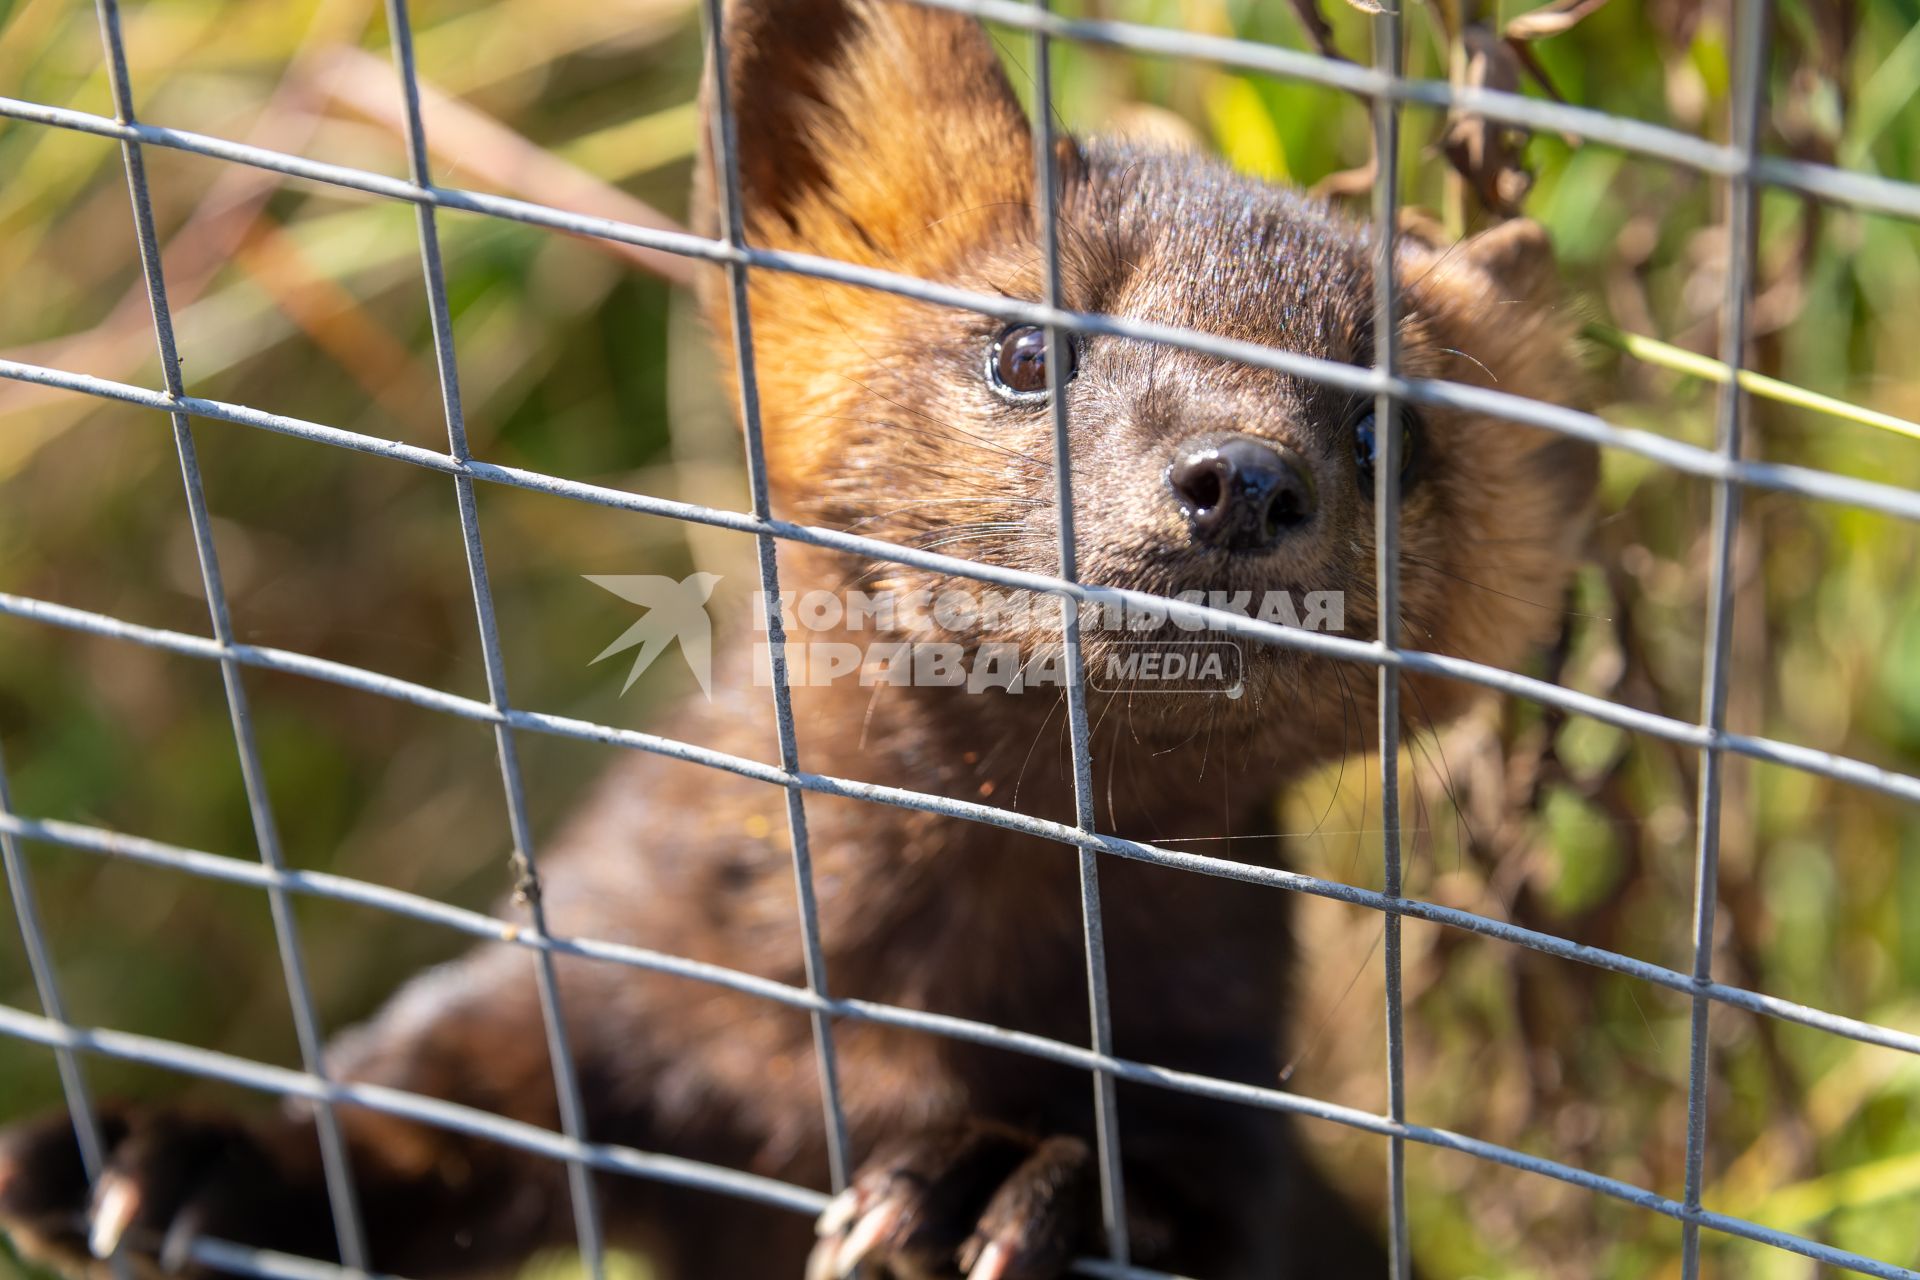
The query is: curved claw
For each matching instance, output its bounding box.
[808,1186,900,1280]
[812,1127,1092,1280]
[836,1196,908,1277]
[816,1186,862,1240]
[966,1239,1013,1280]
[805,1237,838,1280]
[160,1200,209,1274]
[87,1173,140,1261]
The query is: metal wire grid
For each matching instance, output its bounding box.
[1366,12,1411,1273]
[0,0,1916,1278]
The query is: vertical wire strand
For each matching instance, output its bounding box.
[1680,4,1770,1274]
[1031,6,1129,1264]
[0,746,128,1280]
[1368,6,1410,1276]
[376,1,605,1270]
[89,1,368,1269]
[696,0,852,1192]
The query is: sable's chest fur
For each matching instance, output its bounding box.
[547,635,1293,1065]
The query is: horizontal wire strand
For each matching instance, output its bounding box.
[0,995,1913,1280]
[0,100,1913,524]
[2,732,1917,1068]
[1,361,1915,807]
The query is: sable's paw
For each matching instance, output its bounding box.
[808,1125,1094,1280]
[0,1107,324,1278]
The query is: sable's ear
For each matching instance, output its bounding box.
[1456,217,1557,305]
[1448,218,1599,518]
[697,0,1033,263]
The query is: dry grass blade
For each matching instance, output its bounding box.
[233,224,437,424]
[1504,0,1613,42]
[313,47,698,289]
[1586,323,1920,442]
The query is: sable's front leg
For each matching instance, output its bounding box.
[0,946,586,1277]
[0,1104,355,1276]
[0,1097,572,1278]
[809,1123,1096,1280]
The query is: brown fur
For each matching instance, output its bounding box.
[0,3,1596,1277]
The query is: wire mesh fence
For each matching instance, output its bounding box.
[0,1,1917,1279]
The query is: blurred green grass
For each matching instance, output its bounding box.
[1,0,1917,1277]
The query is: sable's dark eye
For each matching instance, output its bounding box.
[988,325,1076,402]
[1353,406,1418,496]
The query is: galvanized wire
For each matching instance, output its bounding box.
[1680,6,1771,1275]
[1031,2,1129,1265]
[5,97,1917,525]
[0,2,1917,1279]
[696,0,853,1194]
[1367,8,1409,1275]
[81,0,368,1269]
[0,748,123,1280]
[4,360,1915,806]
[376,0,606,1269]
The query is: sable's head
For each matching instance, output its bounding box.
[697,0,1597,753]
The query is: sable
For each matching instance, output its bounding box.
[0,2,1596,1276]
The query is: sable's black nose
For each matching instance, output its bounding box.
[1167,437,1316,552]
